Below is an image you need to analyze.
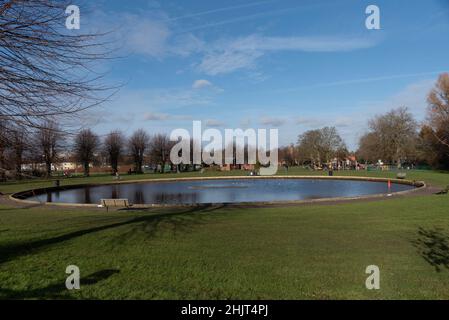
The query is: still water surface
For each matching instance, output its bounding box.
[24,178,414,205]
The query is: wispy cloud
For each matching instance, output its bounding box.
[143,112,192,121]
[167,0,274,22]
[93,6,379,75]
[260,117,287,127]
[192,79,213,89]
[143,112,171,121]
[205,119,225,127]
[359,78,437,120]
[198,50,263,76]
[197,34,379,75]
[146,88,218,109]
[92,10,203,59]
[103,86,222,123]
[124,17,172,58]
[295,117,326,127]
[277,70,447,93]
[177,1,334,34]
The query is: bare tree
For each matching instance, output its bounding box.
[417,125,444,168]
[73,129,99,177]
[104,130,125,174]
[297,127,346,167]
[427,73,449,148]
[319,127,347,164]
[297,129,322,166]
[149,133,173,171]
[365,107,418,166]
[129,129,149,174]
[13,131,25,178]
[37,121,63,177]
[356,132,379,164]
[0,124,9,180]
[279,144,299,166]
[0,0,113,143]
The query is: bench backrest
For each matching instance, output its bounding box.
[101,199,129,207]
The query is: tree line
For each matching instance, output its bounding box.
[357,73,449,169]
[279,73,449,170]
[0,127,177,179]
[1,73,448,180]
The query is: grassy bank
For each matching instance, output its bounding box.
[0,170,448,299]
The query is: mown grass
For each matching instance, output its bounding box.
[0,170,448,299]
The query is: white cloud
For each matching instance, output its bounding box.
[295,117,325,127]
[334,117,355,128]
[277,71,444,93]
[381,79,435,119]
[101,86,222,126]
[143,112,171,121]
[260,117,286,127]
[125,18,171,57]
[146,88,216,108]
[93,7,379,75]
[228,35,376,52]
[198,49,263,76]
[192,79,213,89]
[143,112,192,121]
[91,10,203,59]
[205,119,225,127]
[197,35,378,75]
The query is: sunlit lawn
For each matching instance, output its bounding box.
[0,169,448,299]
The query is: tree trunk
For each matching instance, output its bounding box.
[112,159,118,174]
[46,161,52,178]
[84,162,90,177]
[135,160,142,174]
[0,147,5,181]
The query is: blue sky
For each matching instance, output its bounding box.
[83,0,449,149]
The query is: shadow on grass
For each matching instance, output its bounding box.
[0,269,120,299]
[412,227,449,272]
[0,204,228,266]
[115,204,228,240]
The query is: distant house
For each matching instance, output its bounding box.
[220,164,255,171]
[330,155,358,170]
[54,162,77,171]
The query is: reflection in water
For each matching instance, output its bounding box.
[134,190,145,204]
[153,192,198,204]
[84,186,91,204]
[28,179,415,205]
[111,185,120,199]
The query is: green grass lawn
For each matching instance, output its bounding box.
[0,169,449,299]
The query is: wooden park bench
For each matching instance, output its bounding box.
[100,199,131,212]
[396,172,407,179]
